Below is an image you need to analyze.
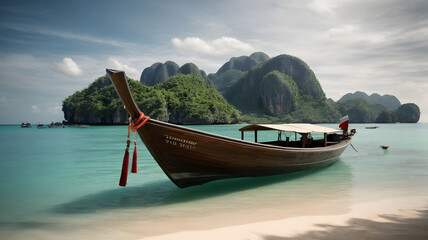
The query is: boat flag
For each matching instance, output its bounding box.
[339,115,349,131]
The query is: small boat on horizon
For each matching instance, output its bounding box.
[106,69,356,188]
[48,122,64,128]
[21,123,32,128]
[366,126,379,129]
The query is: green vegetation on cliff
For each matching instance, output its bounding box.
[62,75,168,124]
[63,74,241,125]
[261,55,324,98]
[333,97,420,123]
[62,75,122,124]
[337,91,401,111]
[334,98,375,123]
[376,110,397,123]
[289,95,340,123]
[157,74,241,124]
[208,69,245,94]
[394,103,420,123]
[209,52,270,94]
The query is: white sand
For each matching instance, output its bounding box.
[140,197,428,240]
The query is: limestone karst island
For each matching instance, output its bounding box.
[62,52,420,125]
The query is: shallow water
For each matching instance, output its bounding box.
[0,123,427,238]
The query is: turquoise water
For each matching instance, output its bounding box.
[0,123,427,238]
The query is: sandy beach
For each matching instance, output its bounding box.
[1,196,427,240]
[141,197,428,240]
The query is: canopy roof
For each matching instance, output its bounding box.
[239,123,340,134]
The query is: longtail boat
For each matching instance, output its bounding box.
[106,69,355,188]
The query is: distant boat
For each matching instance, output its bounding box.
[48,122,64,128]
[37,123,44,128]
[21,123,32,128]
[366,126,379,129]
[381,145,389,149]
[107,69,356,188]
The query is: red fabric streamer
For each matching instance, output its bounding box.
[119,140,131,187]
[119,112,150,187]
[131,140,138,173]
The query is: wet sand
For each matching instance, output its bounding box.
[1,196,427,240]
[141,197,428,240]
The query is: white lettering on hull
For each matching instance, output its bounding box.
[164,135,197,150]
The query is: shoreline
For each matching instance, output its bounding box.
[140,197,428,240]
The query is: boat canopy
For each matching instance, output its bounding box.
[239,123,340,134]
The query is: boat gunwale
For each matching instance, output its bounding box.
[144,118,352,153]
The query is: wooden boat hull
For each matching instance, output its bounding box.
[137,119,351,188]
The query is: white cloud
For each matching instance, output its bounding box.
[31,105,41,113]
[54,57,83,77]
[326,24,358,36]
[308,0,338,16]
[325,24,386,44]
[107,58,140,79]
[171,37,254,56]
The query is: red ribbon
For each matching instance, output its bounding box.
[119,140,131,187]
[119,113,150,187]
[131,140,138,173]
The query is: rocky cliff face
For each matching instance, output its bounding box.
[215,56,258,76]
[394,103,420,123]
[140,61,179,86]
[250,52,270,64]
[63,103,128,124]
[140,61,210,86]
[260,71,298,115]
[338,91,401,111]
[178,63,209,80]
[224,54,326,116]
[261,55,323,98]
[214,52,270,76]
[209,52,270,94]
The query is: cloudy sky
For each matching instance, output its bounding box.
[0,0,427,124]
